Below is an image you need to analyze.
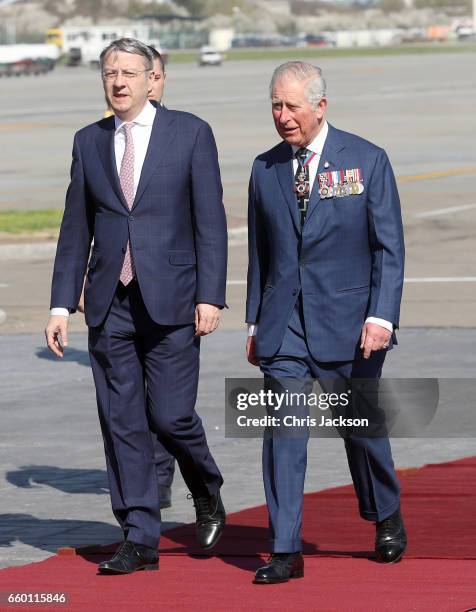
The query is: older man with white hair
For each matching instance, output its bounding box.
[246,61,406,583]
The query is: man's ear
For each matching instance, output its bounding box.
[316,97,327,119]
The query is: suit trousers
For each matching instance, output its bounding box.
[259,297,400,553]
[88,280,223,549]
[152,438,175,488]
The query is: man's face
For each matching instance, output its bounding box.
[102,50,154,121]
[271,76,327,147]
[148,58,166,103]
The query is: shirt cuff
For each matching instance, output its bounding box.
[365,317,393,333]
[247,323,257,337]
[50,308,70,317]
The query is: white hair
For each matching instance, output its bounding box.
[270,61,327,109]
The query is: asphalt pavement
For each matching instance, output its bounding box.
[0,327,475,569]
[1,51,476,570]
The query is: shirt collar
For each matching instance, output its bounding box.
[114,101,156,133]
[291,120,328,157]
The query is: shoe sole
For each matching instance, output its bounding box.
[98,563,159,575]
[253,570,304,584]
[376,554,404,564]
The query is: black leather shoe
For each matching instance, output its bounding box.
[375,507,407,563]
[191,490,226,550]
[98,541,158,575]
[254,553,304,584]
[159,485,172,510]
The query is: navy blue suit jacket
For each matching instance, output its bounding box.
[51,105,227,327]
[246,124,405,363]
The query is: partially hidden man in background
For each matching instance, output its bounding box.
[45,38,227,575]
[246,61,406,584]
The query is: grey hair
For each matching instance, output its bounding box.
[100,37,154,72]
[270,61,327,109]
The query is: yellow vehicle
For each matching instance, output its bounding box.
[45,28,63,49]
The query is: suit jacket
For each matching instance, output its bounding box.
[50,104,227,327]
[246,123,405,363]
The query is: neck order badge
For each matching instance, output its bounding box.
[294,148,316,225]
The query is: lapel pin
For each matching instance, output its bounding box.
[324,161,329,169]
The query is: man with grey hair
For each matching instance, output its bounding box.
[46,37,227,574]
[246,61,406,583]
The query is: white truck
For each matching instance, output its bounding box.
[46,24,166,68]
[0,44,59,77]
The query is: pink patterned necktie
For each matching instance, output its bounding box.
[119,122,135,285]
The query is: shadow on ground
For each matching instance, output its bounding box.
[0,514,183,557]
[35,347,91,367]
[6,466,108,495]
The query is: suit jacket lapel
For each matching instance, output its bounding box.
[274,142,300,233]
[132,105,176,210]
[304,124,346,226]
[95,117,129,212]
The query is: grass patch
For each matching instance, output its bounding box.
[0,209,62,234]
[168,43,476,64]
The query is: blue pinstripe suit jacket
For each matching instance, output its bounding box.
[51,105,227,327]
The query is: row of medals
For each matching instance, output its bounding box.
[318,170,364,199]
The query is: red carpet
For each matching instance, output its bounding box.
[161,455,476,559]
[1,457,475,611]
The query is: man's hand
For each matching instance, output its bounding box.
[360,322,391,359]
[246,336,260,367]
[45,315,69,358]
[195,303,221,336]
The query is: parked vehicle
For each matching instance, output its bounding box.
[198,46,222,66]
[0,44,59,77]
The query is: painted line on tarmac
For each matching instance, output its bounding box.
[0,123,48,131]
[0,309,6,325]
[404,277,476,283]
[399,167,476,184]
[0,283,10,288]
[414,203,476,218]
[227,277,476,286]
[0,242,57,260]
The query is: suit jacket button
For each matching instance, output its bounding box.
[129,215,134,220]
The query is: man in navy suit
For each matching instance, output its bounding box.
[246,61,406,584]
[78,45,176,511]
[45,38,227,574]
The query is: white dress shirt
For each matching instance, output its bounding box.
[50,102,157,317]
[247,121,392,336]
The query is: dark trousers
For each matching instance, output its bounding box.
[88,281,223,548]
[259,298,400,553]
[153,438,175,488]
